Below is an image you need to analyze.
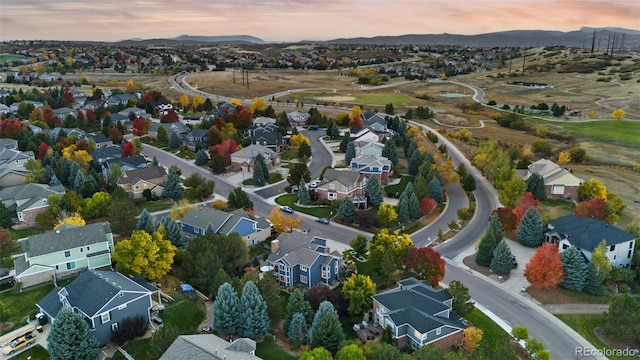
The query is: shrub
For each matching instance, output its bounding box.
[111,315,148,345]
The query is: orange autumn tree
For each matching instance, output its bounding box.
[523,243,564,289]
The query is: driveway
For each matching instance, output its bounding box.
[1,321,50,359]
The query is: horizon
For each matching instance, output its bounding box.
[1,0,639,43]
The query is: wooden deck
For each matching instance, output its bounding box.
[354,323,382,342]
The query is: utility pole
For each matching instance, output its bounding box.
[611,33,616,56]
[606,32,612,55]
[521,49,526,77]
[232,68,236,84]
[590,30,596,53]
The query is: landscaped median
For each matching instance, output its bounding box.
[274,194,336,219]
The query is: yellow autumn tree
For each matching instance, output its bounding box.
[125,79,136,93]
[377,204,397,227]
[112,229,176,280]
[192,95,205,110]
[229,98,243,107]
[557,151,571,165]
[210,199,229,210]
[62,144,92,169]
[578,178,608,200]
[65,57,75,67]
[269,208,302,233]
[587,110,598,119]
[350,106,362,120]
[463,327,483,354]
[368,228,414,267]
[179,94,190,109]
[611,108,626,120]
[53,213,86,230]
[250,97,267,114]
[169,199,198,220]
[433,153,460,183]
[289,134,310,148]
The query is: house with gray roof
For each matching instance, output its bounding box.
[0,148,32,188]
[104,93,138,107]
[287,111,310,126]
[0,138,18,150]
[545,214,636,268]
[180,128,209,150]
[246,123,285,153]
[521,158,583,200]
[372,278,465,351]
[117,166,166,199]
[160,334,262,360]
[0,183,65,224]
[314,168,364,203]
[180,207,271,246]
[230,144,280,171]
[36,269,152,346]
[350,154,393,184]
[13,223,113,288]
[148,122,189,139]
[266,230,342,289]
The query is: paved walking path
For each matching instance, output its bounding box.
[543,304,610,315]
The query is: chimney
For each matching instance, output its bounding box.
[271,240,280,253]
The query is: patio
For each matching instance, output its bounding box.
[353,321,383,342]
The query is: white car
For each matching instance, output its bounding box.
[280,206,294,213]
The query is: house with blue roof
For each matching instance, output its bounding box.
[350,154,392,184]
[266,230,342,289]
[36,270,153,346]
[372,278,465,351]
[545,214,636,268]
[180,208,271,246]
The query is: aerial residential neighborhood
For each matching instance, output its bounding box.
[0,9,639,360]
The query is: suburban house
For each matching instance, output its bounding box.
[36,269,153,346]
[13,222,114,288]
[314,168,364,202]
[83,133,114,149]
[180,207,271,246]
[148,122,189,139]
[350,154,393,184]
[118,107,148,118]
[522,159,583,200]
[0,183,66,224]
[246,122,285,153]
[356,140,384,157]
[287,111,310,126]
[545,215,636,268]
[104,93,138,107]
[253,116,276,126]
[181,114,211,126]
[230,144,280,171]
[349,127,380,143]
[91,146,123,164]
[117,166,167,199]
[180,128,209,150]
[372,278,465,351]
[266,230,342,289]
[160,335,262,360]
[0,138,18,150]
[362,111,392,140]
[0,148,33,187]
[48,127,86,140]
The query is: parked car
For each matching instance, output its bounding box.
[2,332,36,355]
[280,206,294,213]
[316,218,330,224]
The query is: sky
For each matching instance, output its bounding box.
[1,0,639,42]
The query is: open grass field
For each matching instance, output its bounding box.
[556,314,638,360]
[0,54,27,63]
[524,118,640,146]
[291,91,413,106]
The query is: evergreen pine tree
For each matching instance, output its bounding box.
[210,268,233,300]
[163,167,184,200]
[297,180,311,205]
[338,198,356,223]
[476,214,503,266]
[560,246,588,292]
[253,159,266,187]
[344,141,356,165]
[49,174,61,187]
[429,177,444,204]
[47,307,101,360]
[0,201,13,228]
[462,174,477,193]
[213,283,240,335]
[309,301,338,342]
[526,173,547,201]
[407,192,421,220]
[136,209,155,233]
[110,188,138,236]
[298,142,312,159]
[161,216,184,247]
[168,132,180,149]
[396,197,410,224]
[408,150,422,176]
[330,122,340,138]
[490,239,514,275]
[364,176,384,206]
[238,281,270,339]
[311,312,345,355]
[339,135,350,153]
[287,312,309,344]
[518,208,543,247]
[582,262,605,295]
[195,149,209,166]
[80,179,96,198]
[284,288,314,334]
[382,137,398,166]
[67,162,80,188]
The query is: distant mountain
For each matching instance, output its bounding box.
[172,35,265,44]
[580,27,640,35]
[113,34,265,46]
[326,29,640,48]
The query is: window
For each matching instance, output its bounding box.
[101,312,110,324]
[300,265,308,272]
[300,275,307,284]
[610,245,615,251]
[66,262,76,270]
[329,184,335,190]
[631,242,634,249]
[341,186,346,191]
[629,250,633,258]
[87,246,90,251]
[55,265,59,270]
[64,250,71,258]
[111,323,118,332]
[322,271,328,278]
[80,248,83,253]
[551,185,565,195]
[328,192,337,200]
[436,328,441,335]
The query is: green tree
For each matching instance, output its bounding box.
[591,240,612,280]
[476,214,503,266]
[168,132,180,149]
[255,274,283,326]
[195,149,209,166]
[287,162,311,187]
[298,141,312,159]
[382,138,398,166]
[160,216,184,247]
[350,234,368,256]
[310,312,344,355]
[498,170,527,207]
[339,135,350,153]
[338,198,356,223]
[284,288,314,334]
[300,347,333,360]
[336,344,366,360]
[209,154,227,174]
[0,202,13,229]
[582,262,605,295]
[109,188,138,236]
[526,173,547,201]
[298,180,311,205]
[602,294,640,343]
[448,280,475,317]
[490,239,514,275]
[157,125,169,144]
[213,282,240,335]
[47,307,101,360]
[560,246,588,292]
[377,203,397,228]
[341,274,376,316]
[309,301,338,342]
[525,338,545,357]
[412,345,445,360]
[0,229,18,270]
[429,177,444,204]
[238,281,270,339]
[210,268,232,300]
[511,326,529,341]
[408,151,422,176]
[136,208,156,233]
[162,167,183,201]
[384,103,394,115]
[518,207,543,247]
[344,141,356,165]
[396,198,409,224]
[183,173,215,200]
[462,174,477,193]
[364,176,384,206]
[287,312,309,344]
[228,187,253,210]
[146,324,180,360]
[253,154,268,187]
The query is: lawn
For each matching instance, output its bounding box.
[525,118,640,145]
[256,336,297,360]
[556,314,637,360]
[280,150,299,161]
[7,344,49,360]
[243,173,284,186]
[9,227,44,239]
[291,92,413,106]
[0,54,27,63]
[134,199,173,213]
[465,308,513,349]
[384,176,414,197]
[275,194,336,218]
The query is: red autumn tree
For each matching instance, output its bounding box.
[348,116,363,131]
[121,142,135,157]
[85,109,96,124]
[209,138,237,164]
[0,119,26,138]
[574,198,606,220]
[207,126,223,145]
[419,198,438,216]
[141,90,165,106]
[62,85,75,103]
[492,207,519,232]
[56,136,71,147]
[76,110,85,124]
[214,117,226,129]
[233,108,254,130]
[402,247,446,287]
[42,107,58,127]
[514,192,539,221]
[37,142,49,160]
[108,127,123,144]
[523,243,564,289]
[160,109,179,123]
[75,139,89,151]
[132,118,148,136]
